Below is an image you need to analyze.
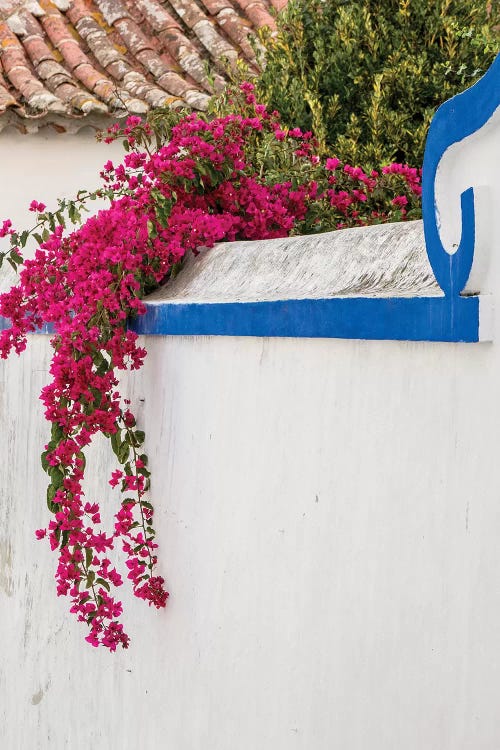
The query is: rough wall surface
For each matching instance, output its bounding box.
[2,327,500,749]
[0,127,123,232]
[148,220,441,303]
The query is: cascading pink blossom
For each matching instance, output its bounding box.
[0,83,422,650]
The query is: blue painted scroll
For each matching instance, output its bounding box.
[422,54,500,298]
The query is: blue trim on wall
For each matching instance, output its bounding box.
[422,53,500,296]
[1,295,481,342]
[127,296,480,342]
[0,296,479,342]
[0,319,54,334]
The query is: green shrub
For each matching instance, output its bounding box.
[256,0,499,167]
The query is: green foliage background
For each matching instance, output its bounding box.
[255,0,499,167]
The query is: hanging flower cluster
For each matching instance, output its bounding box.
[0,83,422,650]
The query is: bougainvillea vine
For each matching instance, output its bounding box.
[0,84,422,650]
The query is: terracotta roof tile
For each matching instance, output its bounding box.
[0,0,288,131]
[0,77,17,111]
[232,0,276,30]
[268,0,286,10]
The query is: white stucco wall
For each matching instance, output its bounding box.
[0,127,124,235]
[3,324,500,750]
[1,95,500,748]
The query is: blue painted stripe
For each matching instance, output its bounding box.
[0,319,54,334]
[129,296,480,342]
[1,296,480,342]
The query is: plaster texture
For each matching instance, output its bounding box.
[3,327,500,750]
[147,220,441,303]
[0,126,124,236]
[0,127,125,294]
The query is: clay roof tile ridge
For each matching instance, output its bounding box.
[94,0,131,27]
[0,0,290,130]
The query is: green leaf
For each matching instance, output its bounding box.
[40,451,49,472]
[9,249,23,265]
[55,210,66,228]
[95,577,111,592]
[50,466,64,490]
[46,484,58,513]
[19,231,30,248]
[51,422,64,442]
[134,430,145,446]
[85,547,93,569]
[68,202,81,224]
[85,570,96,589]
[95,360,108,376]
[118,441,130,464]
[110,430,121,457]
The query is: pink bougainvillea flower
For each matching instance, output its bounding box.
[0,83,422,650]
[29,200,46,213]
[325,157,341,171]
